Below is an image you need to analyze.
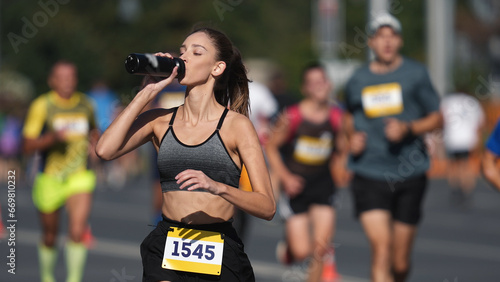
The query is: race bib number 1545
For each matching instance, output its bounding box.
[162,227,224,275]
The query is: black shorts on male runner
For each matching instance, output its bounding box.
[350,173,427,225]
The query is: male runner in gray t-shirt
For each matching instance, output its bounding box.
[344,13,442,282]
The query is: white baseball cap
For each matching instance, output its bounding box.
[368,13,402,36]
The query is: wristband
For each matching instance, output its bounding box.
[405,122,414,138]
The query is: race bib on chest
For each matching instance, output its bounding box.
[162,227,224,276]
[361,83,403,118]
[293,132,333,165]
[52,113,89,139]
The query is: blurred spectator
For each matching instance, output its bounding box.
[248,81,278,144]
[22,61,98,282]
[0,115,23,173]
[0,70,34,242]
[87,80,122,187]
[268,67,299,114]
[0,71,34,180]
[266,62,343,281]
[343,13,442,282]
[154,78,186,109]
[87,82,146,190]
[87,80,120,132]
[482,117,500,191]
[441,92,485,206]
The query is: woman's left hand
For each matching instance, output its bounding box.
[176,169,223,195]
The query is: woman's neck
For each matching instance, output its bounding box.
[182,84,222,123]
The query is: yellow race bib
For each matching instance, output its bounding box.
[362,83,403,118]
[162,227,224,275]
[293,132,334,165]
[52,113,89,140]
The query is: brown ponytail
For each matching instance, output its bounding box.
[189,28,250,117]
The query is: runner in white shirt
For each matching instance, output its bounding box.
[440,92,485,206]
[248,81,278,144]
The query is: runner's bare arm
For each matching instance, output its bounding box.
[96,71,177,160]
[222,115,276,220]
[343,112,366,156]
[406,111,442,136]
[265,112,293,183]
[482,150,500,191]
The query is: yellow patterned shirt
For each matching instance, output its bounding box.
[23,91,96,179]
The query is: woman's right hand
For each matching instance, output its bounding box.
[95,52,178,161]
[139,52,179,99]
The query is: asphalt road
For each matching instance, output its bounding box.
[1,172,500,282]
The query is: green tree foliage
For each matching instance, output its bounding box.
[5,0,477,103]
[1,0,315,101]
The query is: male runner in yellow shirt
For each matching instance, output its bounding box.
[23,61,98,282]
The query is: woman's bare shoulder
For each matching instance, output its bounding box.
[222,110,259,145]
[224,110,254,130]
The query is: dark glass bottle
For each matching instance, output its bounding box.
[124,53,185,78]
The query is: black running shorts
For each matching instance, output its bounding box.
[446,149,470,160]
[279,172,336,218]
[140,216,255,282]
[350,173,427,225]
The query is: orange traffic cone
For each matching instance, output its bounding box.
[321,246,340,282]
